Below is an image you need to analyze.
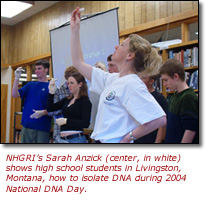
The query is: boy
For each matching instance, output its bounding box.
[160,59,199,143]
[12,59,52,143]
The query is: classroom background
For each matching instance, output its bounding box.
[1,1,198,143]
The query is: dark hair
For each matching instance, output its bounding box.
[64,66,78,80]
[107,54,112,62]
[35,59,50,70]
[149,74,160,82]
[159,59,185,81]
[67,72,88,99]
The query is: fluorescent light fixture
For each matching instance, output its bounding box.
[195,32,198,35]
[1,1,33,18]
[152,39,182,50]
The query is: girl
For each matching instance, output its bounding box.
[47,72,92,143]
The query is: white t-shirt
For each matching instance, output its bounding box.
[90,68,166,143]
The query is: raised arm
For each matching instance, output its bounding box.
[12,78,20,98]
[12,67,25,98]
[70,7,93,81]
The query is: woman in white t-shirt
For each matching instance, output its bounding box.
[70,7,166,143]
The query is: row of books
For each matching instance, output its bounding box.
[185,70,198,90]
[169,47,198,68]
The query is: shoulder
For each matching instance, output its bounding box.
[20,81,36,91]
[152,90,167,101]
[79,96,91,104]
[119,74,145,90]
[93,67,119,83]
[180,88,198,104]
[172,88,198,114]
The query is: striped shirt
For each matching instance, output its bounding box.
[48,82,70,143]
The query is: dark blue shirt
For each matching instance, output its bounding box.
[19,81,52,132]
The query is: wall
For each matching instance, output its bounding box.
[1,25,13,64]
[1,1,198,65]
[1,67,12,143]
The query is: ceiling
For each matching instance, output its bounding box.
[1,1,59,26]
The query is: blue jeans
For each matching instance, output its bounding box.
[20,126,50,143]
[64,135,87,143]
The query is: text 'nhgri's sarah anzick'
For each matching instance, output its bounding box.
[5,153,186,194]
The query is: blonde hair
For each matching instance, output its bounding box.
[95,61,107,72]
[128,34,162,76]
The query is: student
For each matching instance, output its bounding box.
[70,7,166,143]
[135,74,168,143]
[160,59,199,143]
[12,59,52,143]
[49,66,78,143]
[107,54,119,73]
[47,72,92,143]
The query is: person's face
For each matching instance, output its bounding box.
[35,65,48,79]
[108,60,119,73]
[112,38,130,64]
[67,76,82,95]
[161,74,177,91]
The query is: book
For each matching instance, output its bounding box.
[169,47,198,68]
[188,70,198,90]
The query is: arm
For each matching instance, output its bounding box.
[181,130,196,143]
[30,85,64,119]
[155,126,166,143]
[30,109,48,119]
[12,78,20,98]
[12,67,25,98]
[56,98,92,129]
[47,86,65,116]
[70,7,93,81]
[47,78,66,112]
[120,115,166,143]
[47,94,66,112]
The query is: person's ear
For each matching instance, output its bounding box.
[78,82,83,88]
[126,52,135,61]
[173,73,180,80]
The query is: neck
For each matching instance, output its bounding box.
[177,82,189,93]
[73,92,79,99]
[38,76,48,82]
[118,62,136,77]
[148,85,155,93]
